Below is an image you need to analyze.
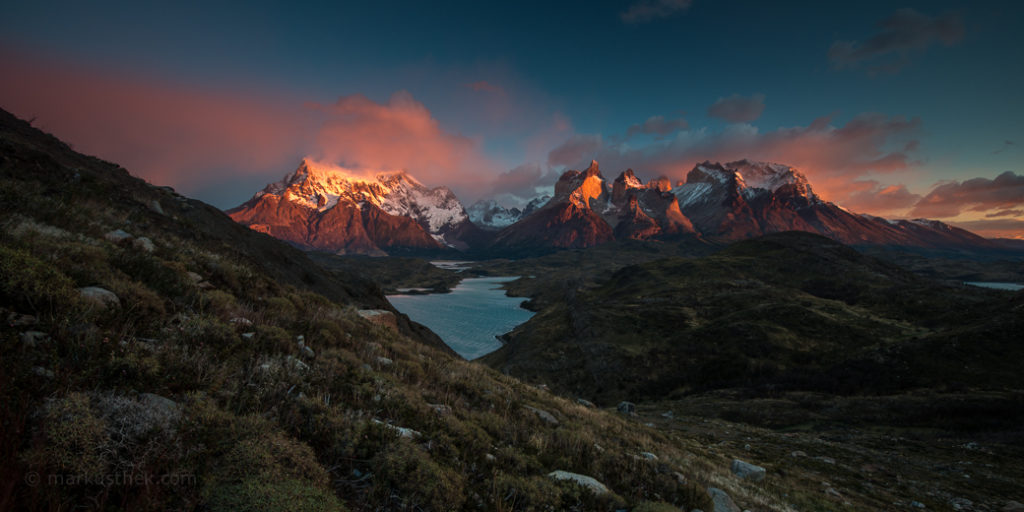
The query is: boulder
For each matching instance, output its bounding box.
[576,398,595,408]
[301,346,316,359]
[132,237,155,252]
[104,229,133,243]
[149,200,164,215]
[375,356,393,366]
[20,331,49,347]
[617,401,636,415]
[547,471,608,495]
[640,451,658,460]
[524,405,559,425]
[78,287,120,308]
[707,487,741,512]
[139,393,181,422]
[358,309,398,329]
[731,459,766,482]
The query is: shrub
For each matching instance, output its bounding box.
[28,393,108,478]
[206,477,347,512]
[373,439,467,511]
[0,245,80,316]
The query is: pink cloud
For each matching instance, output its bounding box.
[0,48,309,191]
[909,171,1024,218]
[842,181,922,215]
[546,112,922,211]
[310,91,499,197]
[0,48,501,202]
[466,81,506,95]
[707,93,765,123]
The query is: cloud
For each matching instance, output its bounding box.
[488,163,559,203]
[909,171,1024,218]
[986,209,1024,218]
[707,93,765,123]
[310,91,500,197]
[0,47,309,200]
[949,218,1024,239]
[829,8,964,73]
[547,134,604,168]
[0,47,505,205]
[465,80,506,95]
[994,140,1014,154]
[621,0,693,23]
[842,181,922,215]
[547,112,922,210]
[627,115,689,138]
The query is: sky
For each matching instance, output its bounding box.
[1,0,1023,237]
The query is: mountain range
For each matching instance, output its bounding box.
[228,158,998,256]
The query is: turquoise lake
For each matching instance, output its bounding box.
[387,277,534,360]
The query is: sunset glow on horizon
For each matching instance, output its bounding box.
[2,0,1022,237]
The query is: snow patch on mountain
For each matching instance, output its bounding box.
[251,159,469,242]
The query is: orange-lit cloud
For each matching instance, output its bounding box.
[309,91,499,197]
[0,48,503,204]
[546,112,922,209]
[909,171,1024,218]
[843,181,922,215]
[465,81,506,95]
[0,48,309,193]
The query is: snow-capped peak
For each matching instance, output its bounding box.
[255,159,469,244]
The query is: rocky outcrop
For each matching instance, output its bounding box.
[490,161,696,251]
[228,159,482,254]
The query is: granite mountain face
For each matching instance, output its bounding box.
[227,159,485,255]
[230,158,996,255]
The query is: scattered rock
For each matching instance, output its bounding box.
[372,419,420,439]
[6,311,37,326]
[911,501,926,509]
[148,199,164,215]
[547,471,608,495]
[662,410,674,419]
[790,450,807,458]
[78,287,120,308]
[640,451,658,460]
[296,335,305,345]
[949,498,972,510]
[814,456,836,465]
[31,366,55,379]
[484,453,496,462]
[20,331,49,347]
[524,405,559,425]
[576,398,595,408]
[138,393,180,420]
[358,309,398,329]
[285,355,309,372]
[707,487,741,512]
[1004,501,1024,512]
[241,332,255,340]
[186,271,204,284]
[360,363,372,372]
[617,401,636,415]
[132,237,155,252]
[744,443,752,451]
[229,317,253,326]
[673,472,687,485]
[429,404,452,415]
[731,459,766,482]
[301,346,315,359]
[104,229,132,243]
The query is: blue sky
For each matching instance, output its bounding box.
[2,0,1023,235]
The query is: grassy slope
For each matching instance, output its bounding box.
[0,110,742,511]
[484,232,1023,402]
